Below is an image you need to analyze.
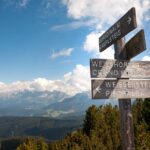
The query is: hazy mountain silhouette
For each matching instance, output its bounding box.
[0,91,116,117]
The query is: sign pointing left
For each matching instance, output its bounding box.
[92,79,150,99]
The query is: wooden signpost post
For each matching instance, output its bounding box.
[90,7,148,150]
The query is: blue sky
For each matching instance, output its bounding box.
[0,0,90,83]
[0,0,150,96]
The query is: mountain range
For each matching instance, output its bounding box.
[0,90,117,118]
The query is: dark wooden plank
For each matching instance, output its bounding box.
[99,7,137,52]
[90,59,150,78]
[114,38,135,149]
[91,79,150,99]
[125,29,146,59]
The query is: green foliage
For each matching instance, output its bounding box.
[48,104,121,150]
[16,137,48,150]
[132,99,150,150]
[0,117,82,141]
[135,121,150,150]
[0,137,25,150]
[83,105,99,136]
[142,98,150,129]
[15,100,150,150]
[83,104,121,150]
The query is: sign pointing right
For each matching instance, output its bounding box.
[99,7,137,52]
[127,17,132,25]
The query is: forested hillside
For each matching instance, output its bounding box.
[0,117,83,140]
[1,99,150,150]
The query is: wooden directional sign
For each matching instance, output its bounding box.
[99,7,137,52]
[90,59,150,79]
[125,29,146,59]
[92,79,150,99]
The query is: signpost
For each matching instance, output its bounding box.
[92,79,150,99]
[99,7,137,52]
[125,29,146,59]
[90,59,150,78]
[114,38,135,150]
[90,7,148,150]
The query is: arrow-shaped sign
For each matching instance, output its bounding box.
[99,7,137,52]
[91,79,150,99]
[125,29,146,59]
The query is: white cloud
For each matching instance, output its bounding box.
[19,0,30,7]
[45,2,51,9]
[64,64,90,93]
[42,0,51,9]
[51,48,74,59]
[95,47,114,59]
[62,0,150,26]
[142,55,150,61]
[69,1,150,58]
[0,82,7,89]
[83,31,114,59]
[0,64,90,97]
[3,0,30,8]
[60,0,150,60]
[51,19,97,31]
[83,31,101,53]
[145,15,150,21]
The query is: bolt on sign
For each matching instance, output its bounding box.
[91,79,150,99]
[99,7,137,52]
[90,59,150,79]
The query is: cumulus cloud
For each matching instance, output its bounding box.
[142,55,150,61]
[83,31,114,59]
[61,0,150,56]
[0,82,7,89]
[51,48,74,59]
[61,0,150,57]
[0,65,90,97]
[62,0,150,26]
[96,47,114,59]
[83,31,101,53]
[64,64,90,93]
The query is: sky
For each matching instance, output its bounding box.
[0,0,150,96]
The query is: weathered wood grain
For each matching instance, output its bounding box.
[99,7,137,52]
[90,59,150,78]
[114,38,135,150]
[92,79,150,99]
[125,29,146,59]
